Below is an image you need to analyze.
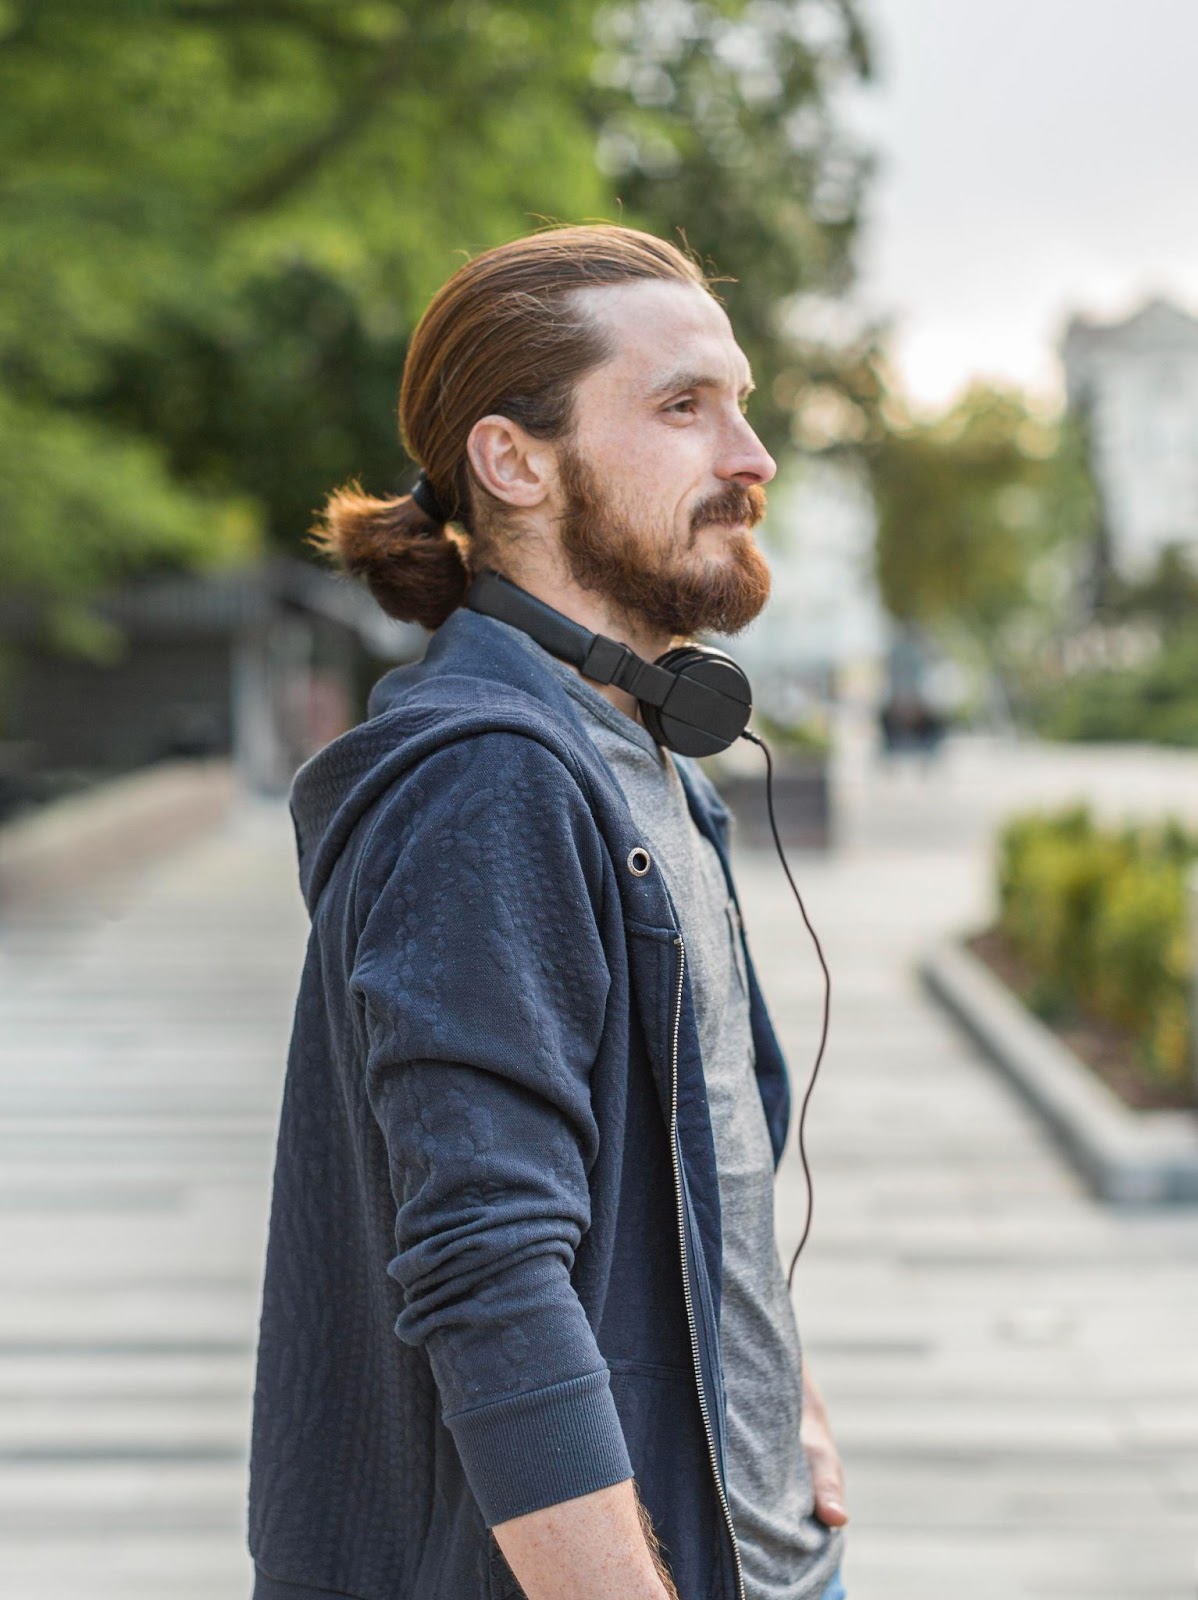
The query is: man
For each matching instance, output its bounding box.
[248,223,847,1600]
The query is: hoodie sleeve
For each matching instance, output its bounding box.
[349,731,631,1527]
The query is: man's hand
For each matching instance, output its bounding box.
[801,1361,849,1527]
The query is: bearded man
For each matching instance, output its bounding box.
[247,224,848,1600]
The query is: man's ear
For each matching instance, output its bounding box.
[466,415,553,509]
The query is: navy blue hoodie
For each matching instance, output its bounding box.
[247,607,791,1600]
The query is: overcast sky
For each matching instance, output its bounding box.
[843,0,1198,409]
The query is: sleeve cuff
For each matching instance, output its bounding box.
[444,1367,633,1527]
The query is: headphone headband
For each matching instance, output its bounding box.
[464,569,751,757]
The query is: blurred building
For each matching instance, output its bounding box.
[733,456,888,717]
[0,558,422,812]
[1062,297,1198,580]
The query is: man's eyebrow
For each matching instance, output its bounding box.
[646,369,756,400]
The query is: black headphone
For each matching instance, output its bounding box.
[464,569,753,759]
[465,565,829,1284]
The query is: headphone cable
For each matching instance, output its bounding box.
[739,729,832,1289]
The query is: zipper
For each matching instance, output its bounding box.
[667,932,746,1600]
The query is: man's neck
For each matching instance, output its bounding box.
[496,555,674,725]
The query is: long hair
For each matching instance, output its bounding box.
[308,225,710,629]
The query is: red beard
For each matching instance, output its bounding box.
[555,444,772,639]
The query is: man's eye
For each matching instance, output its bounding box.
[666,397,697,415]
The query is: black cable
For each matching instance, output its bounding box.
[740,729,832,1288]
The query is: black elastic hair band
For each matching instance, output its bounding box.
[410,470,449,525]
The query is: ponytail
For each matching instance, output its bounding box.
[307,479,469,631]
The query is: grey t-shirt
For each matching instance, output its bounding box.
[516,635,843,1600]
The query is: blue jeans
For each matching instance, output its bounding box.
[821,1571,847,1600]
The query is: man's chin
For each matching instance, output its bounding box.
[671,549,770,636]
[690,522,754,557]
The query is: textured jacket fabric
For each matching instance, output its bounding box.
[247,607,793,1600]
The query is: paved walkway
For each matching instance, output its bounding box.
[754,722,1198,1600]
[0,800,303,1600]
[1,728,1196,1598]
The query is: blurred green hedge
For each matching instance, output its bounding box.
[1026,633,1198,747]
[753,709,833,758]
[996,804,1197,1088]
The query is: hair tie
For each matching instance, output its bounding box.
[410,470,449,525]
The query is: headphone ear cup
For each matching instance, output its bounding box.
[641,645,752,757]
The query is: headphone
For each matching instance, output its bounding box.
[465,565,832,1284]
[465,569,753,758]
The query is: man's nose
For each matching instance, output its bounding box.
[719,416,777,486]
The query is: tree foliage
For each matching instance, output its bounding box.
[1094,543,1198,633]
[590,0,872,454]
[1024,542,1198,747]
[0,0,872,647]
[867,384,1099,663]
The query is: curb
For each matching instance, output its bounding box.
[920,939,1198,1204]
[0,758,236,909]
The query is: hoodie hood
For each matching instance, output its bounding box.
[288,607,600,913]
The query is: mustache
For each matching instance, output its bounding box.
[689,482,767,534]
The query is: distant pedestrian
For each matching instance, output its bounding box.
[879,689,946,761]
[248,224,848,1600]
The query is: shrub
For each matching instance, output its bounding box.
[752,709,833,757]
[995,806,1198,1090]
[1028,633,1198,746]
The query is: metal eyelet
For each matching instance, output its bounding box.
[627,846,652,877]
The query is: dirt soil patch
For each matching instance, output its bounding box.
[965,927,1195,1114]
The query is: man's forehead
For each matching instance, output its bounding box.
[578,280,752,394]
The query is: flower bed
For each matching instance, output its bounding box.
[972,804,1197,1111]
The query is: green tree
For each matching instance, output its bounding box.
[1096,542,1198,633]
[867,383,1099,692]
[590,0,873,457]
[0,0,873,650]
[0,0,610,645]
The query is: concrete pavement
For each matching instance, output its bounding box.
[760,722,1198,1597]
[0,799,303,1600]
[1,727,1196,1598]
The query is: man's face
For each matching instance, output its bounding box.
[553,279,777,639]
